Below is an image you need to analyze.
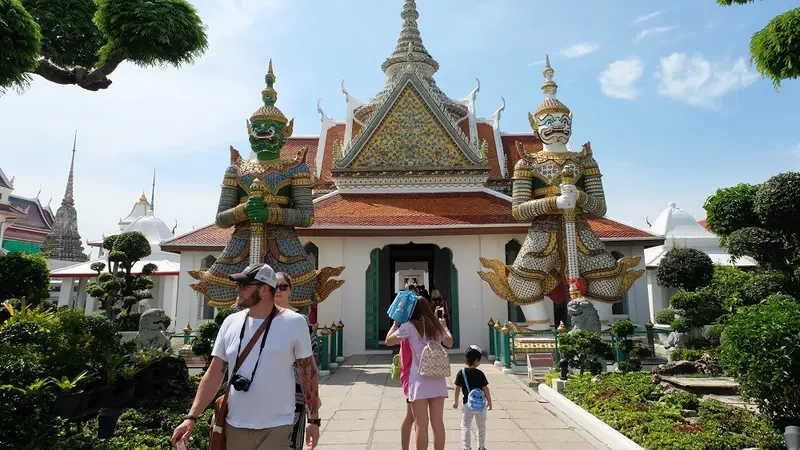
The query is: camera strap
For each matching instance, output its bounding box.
[232,306,278,377]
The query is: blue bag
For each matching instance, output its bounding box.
[462,368,487,411]
[387,291,418,324]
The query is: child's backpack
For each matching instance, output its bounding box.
[461,368,487,411]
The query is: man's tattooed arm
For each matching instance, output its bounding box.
[296,356,320,418]
[187,356,228,418]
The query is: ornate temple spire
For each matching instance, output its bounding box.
[381,0,439,78]
[151,168,156,214]
[534,55,571,116]
[40,131,88,262]
[62,131,77,207]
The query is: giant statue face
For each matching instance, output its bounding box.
[248,119,286,156]
[536,112,572,145]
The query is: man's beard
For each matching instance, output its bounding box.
[236,290,262,308]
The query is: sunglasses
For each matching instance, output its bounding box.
[276,284,291,292]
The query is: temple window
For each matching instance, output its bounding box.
[304,242,319,270]
[505,239,524,322]
[610,251,629,315]
[199,255,217,320]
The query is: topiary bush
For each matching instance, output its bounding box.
[654,308,676,325]
[558,330,613,375]
[719,297,800,428]
[669,291,725,333]
[656,247,714,292]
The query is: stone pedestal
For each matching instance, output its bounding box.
[552,379,567,394]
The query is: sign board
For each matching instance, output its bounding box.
[527,352,555,381]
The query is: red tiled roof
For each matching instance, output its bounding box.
[0,203,25,218]
[3,225,49,244]
[501,134,541,176]
[161,192,660,250]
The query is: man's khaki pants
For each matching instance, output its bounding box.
[225,423,292,450]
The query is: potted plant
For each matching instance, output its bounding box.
[132,350,158,385]
[90,353,127,408]
[49,371,89,418]
[115,365,140,406]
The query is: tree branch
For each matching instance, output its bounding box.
[32,55,126,91]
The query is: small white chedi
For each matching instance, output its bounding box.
[479,55,644,330]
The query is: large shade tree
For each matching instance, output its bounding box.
[716,0,800,88]
[0,0,207,93]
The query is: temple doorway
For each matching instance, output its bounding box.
[365,242,460,350]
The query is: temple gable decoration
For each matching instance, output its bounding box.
[334,74,487,171]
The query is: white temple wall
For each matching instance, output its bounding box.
[175,251,206,331]
[301,233,528,355]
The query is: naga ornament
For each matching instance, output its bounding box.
[189,60,344,309]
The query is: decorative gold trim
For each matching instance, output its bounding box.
[534,186,560,197]
[267,239,305,264]
[222,178,238,187]
[583,167,601,176]
[233,204,247,222]
[526,319,550,324]
[216,246,249,265]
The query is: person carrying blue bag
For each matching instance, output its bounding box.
[452,345,492,450]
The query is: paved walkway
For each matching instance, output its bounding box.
[316,354,607,450]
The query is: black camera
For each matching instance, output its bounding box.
[231,374,252,392]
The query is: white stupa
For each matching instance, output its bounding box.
[644,202,756,322]
[51,195,180,325]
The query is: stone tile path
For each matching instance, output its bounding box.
[316,355,608,449]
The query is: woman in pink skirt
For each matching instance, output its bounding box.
[387,296,453,450]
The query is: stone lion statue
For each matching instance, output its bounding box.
[134,308,171,351]
[567,298,601,334]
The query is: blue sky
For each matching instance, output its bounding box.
[1,0,798,248]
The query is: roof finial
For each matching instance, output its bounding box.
[151,168,156,214]
[381,0,439,77]
[61,130,77,207]
[541,55,558,100]
[262,58,278,107]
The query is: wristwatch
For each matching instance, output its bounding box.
[183,414,198,422]
[307,418,322,426]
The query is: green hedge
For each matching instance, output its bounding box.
[564,372,784,450]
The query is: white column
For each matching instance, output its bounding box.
[58,278,75,308]
[175,252,199,330]
[161,276,178,332]
[75,278,88,309]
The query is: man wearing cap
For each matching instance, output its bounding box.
[171,263,321,450]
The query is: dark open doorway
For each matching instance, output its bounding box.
[365,242,460,350]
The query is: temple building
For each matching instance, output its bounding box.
[0,169,56,255]
[161,0,663,351]
[40,135,89,264]
[88,192,156,258]
[645,202,756,322]
[51,194,179,316]
[0,169,29,255]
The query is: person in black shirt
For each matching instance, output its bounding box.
[453,345,492,450]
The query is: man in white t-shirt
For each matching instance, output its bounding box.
[170,263,321,450]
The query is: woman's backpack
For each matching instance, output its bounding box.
[461,368,487,411]
[418,341,450,378]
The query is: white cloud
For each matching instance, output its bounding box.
[631,10,663,25]
[560,43,600,59]
[598,58,645,100]
[636,25,676,41]
[528,59,546,67]
[655,52,760,107]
